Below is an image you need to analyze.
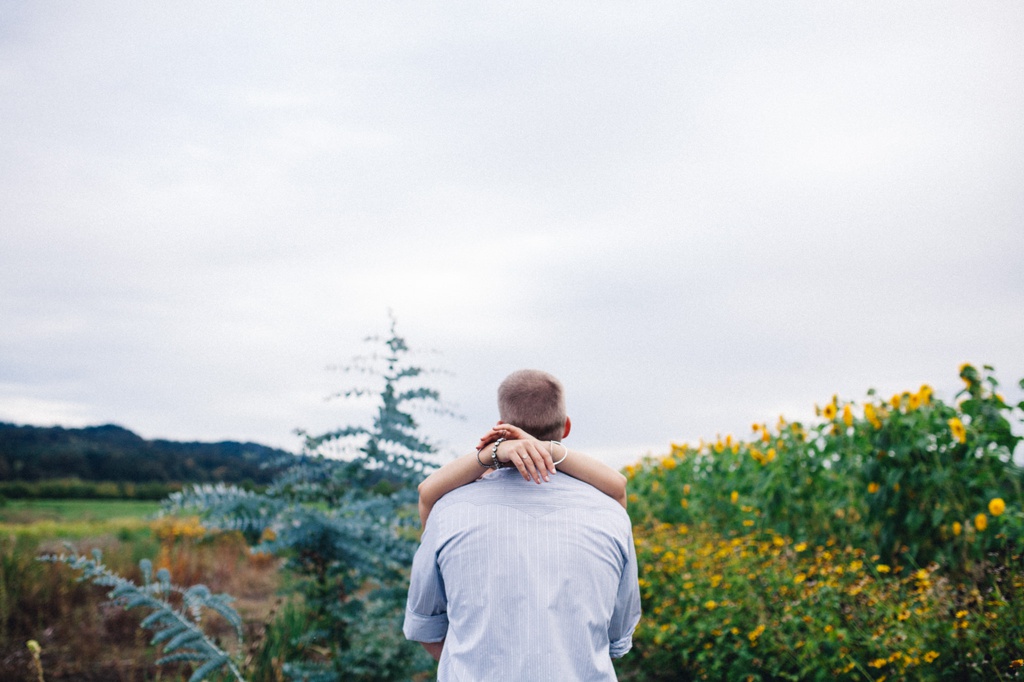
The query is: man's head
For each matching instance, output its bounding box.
[497,369,570,441]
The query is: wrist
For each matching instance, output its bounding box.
[550,441,568,466]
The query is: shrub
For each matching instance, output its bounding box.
[160,314,445,681]
[620,366,1024,681]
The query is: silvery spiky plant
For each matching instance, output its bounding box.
[163,315,450,681]
[41,548,244,682]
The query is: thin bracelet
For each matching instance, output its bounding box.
[490,437,506,470]
[476,447,491,468]
[550,441,568,466]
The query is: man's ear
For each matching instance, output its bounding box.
[562,416,571,440]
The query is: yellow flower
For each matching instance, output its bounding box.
[890,393,902,410]
[908,393,921,410]
[661,456,677,470]
[731,490,739,504]
[704,600,717,610]
[959,362,975,385]
[918,384,933,405]
[842,404,853,427]
[948,417,966,444]
[952,521,962,536]
[865,403,882,429]
[923,651,940,664]
[989,498,1006,516]
[795,542,807,552]
[975,513,987,531]
[743,519,754,527]
[823,403,837,420]
[683,484,691,495]
[868,482,879,494]
[869,658,888,668]
[876,564,891,573]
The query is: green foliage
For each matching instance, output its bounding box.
[40,548,245,682]
[628,364,1023,570]
[619,365,1024,681]
[620,524,1024,681]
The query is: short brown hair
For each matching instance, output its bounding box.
[497,369,566,441]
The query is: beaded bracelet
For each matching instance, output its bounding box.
[490,437,506,470]
[550,441,568,466]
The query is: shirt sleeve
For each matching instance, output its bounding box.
[403,520,449,643]
[608,525,642,658]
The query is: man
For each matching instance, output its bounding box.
[403,369,641,681]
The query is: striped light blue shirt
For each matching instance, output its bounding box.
[404,468,641,681]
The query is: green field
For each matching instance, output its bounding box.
[0,498,161,523]
[0,498,160,543]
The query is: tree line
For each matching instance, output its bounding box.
[0,422,291,499]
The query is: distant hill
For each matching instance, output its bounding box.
[0,422,293,487]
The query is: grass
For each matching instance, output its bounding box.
[0,499,159,545]
[0,498,289,681]
[0,498,162,523]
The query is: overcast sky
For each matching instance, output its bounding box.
[2,2,1022,468]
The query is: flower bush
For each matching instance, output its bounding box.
[619,365,1024,681]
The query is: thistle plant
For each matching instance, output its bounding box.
[40,548,244,682]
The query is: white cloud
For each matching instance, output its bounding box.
[1,1,1022,464]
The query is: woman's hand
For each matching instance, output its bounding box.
[475,423,556,484]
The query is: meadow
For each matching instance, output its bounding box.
[0,499,286,681]
[2,363,1022,681]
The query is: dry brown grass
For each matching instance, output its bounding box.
[1,525,284,681]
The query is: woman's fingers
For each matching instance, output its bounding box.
[516,441,552,483]
[476,426,508,448]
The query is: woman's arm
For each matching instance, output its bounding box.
[418,423,627,527]
[417,450,494,528]
[483,424,628,510]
